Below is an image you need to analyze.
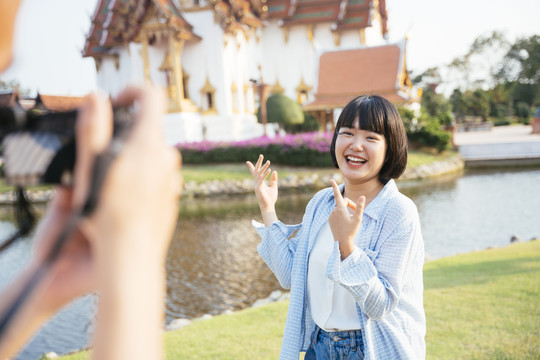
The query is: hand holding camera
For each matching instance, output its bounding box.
[0,85,182,359]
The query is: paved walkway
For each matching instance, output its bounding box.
[454,125,540,163]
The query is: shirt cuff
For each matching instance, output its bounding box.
[327,241,378,286]
[252,220,301,237]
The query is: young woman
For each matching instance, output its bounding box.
[246,95,426,360]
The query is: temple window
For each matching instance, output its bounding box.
[295,78,312,104]
[159,53,175,105]
[183,71,190,100]
[200,77,217,114]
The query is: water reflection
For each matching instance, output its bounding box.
[167,192,312,320]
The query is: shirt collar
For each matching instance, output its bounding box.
[327,180,397,221]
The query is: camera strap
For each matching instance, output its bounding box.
[0,188,36,253]
[0,141,122,340]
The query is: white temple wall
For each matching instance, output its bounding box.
[364,18,386,45]
[182,9,226,112]
[147,41,168,88]
[339,31,365,48]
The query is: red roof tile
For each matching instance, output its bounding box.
[266,0,382,33]
[36,94,86,112]
[304,42,415,109]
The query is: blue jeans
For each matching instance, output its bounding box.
[305,326,365,360]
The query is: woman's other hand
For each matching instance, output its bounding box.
[246,154,278,226]
[328,180,366,260]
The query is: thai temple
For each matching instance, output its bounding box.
[83,0,418,144]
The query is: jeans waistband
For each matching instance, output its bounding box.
[312,325,362,349]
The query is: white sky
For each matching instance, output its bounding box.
[1,0,539,96]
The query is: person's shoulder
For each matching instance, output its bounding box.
[382,184,419,220]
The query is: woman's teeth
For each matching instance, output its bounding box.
[346,156,367,165]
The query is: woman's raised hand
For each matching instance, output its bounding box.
[246,154,279,226]
[328,180,366,260]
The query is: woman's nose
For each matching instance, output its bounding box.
[349,136,364,151]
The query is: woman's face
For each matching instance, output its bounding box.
[334,118,387,186]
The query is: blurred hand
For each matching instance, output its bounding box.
[328,180,366,260]
[83,86,182,265]
[29,91,113,314]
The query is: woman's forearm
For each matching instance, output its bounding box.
[260,206,279,227]
[93,242,166,360]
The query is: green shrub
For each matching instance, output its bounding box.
[257,94,304,126]
[515,102,531,124]
[493,119,511,126]
[283,112,321,133]
[407,112,452,152]
[178,132,333,167]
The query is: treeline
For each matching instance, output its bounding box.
[396,32,539,151]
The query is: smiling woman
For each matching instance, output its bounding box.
[246,95,426,360]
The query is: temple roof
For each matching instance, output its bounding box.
[0,90,20,108]
[84,0,388,56]
[266,0,388,35]
[212,0,265,33]
[84,0,199,57]
[304,40,416,110]
[34,94,86,112]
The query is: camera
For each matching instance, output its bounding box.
[0,105,132,187]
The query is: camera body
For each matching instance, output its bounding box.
[0,106,132,187]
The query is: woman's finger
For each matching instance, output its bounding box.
[245,161,255,175]
[270,171,278,188]
[331,180,346,207]
[258,160,271,180]
[353,196,366,222]
[254,154,264,172]
[113,85,166,144]
[261,167,271,182]
[73,92,113,208]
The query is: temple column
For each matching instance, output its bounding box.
[140,30,151,83]
[169,33,185,112]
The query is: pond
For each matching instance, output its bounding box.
[1,167,539,359]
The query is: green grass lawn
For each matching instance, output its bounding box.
[58,240,539,360]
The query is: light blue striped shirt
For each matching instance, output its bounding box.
[254,180,426,359]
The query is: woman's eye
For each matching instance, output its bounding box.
[339,131,353,136]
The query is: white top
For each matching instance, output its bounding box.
[307,221,362,331]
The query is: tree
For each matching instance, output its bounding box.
[257,93,304,130]
[496,35,540,106]
[467,89,491,121]
[450,89,469,122]
[0,79,30,96]
[446,31,509,91]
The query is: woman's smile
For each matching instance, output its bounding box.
[335,120,387,184]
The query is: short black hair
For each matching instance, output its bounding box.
[330,95,408,184]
